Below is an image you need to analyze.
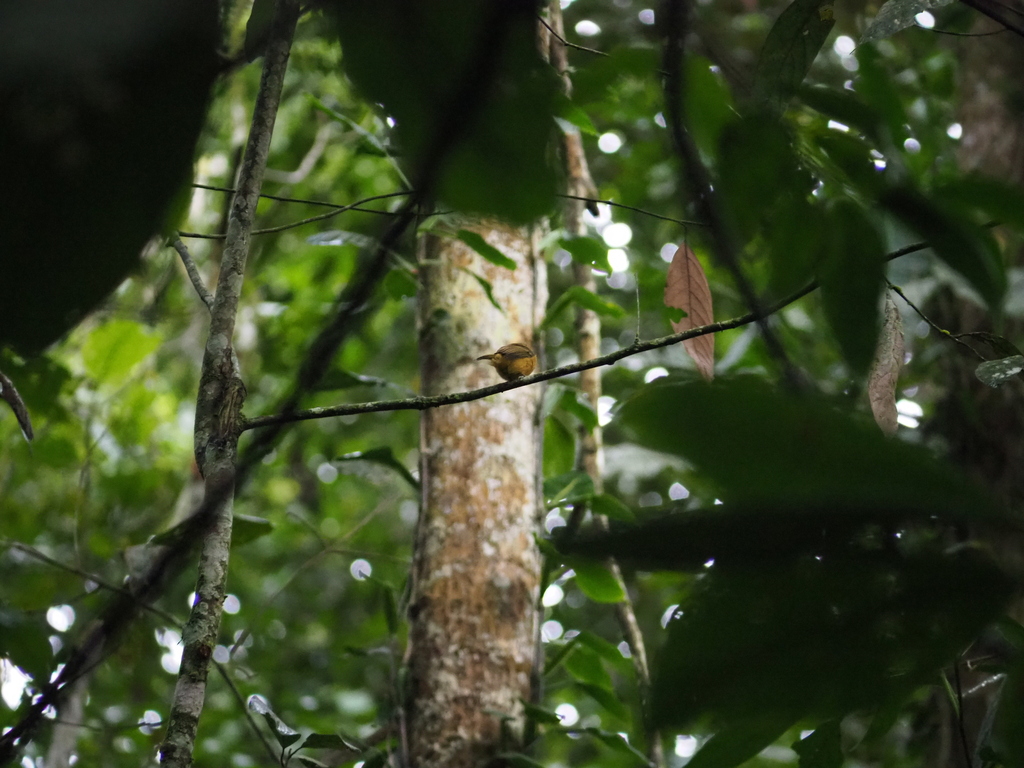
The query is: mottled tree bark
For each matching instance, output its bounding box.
[408,222,546,768]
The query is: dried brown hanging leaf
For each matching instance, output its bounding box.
[868,292,904,436]
[0,369,33,441]
[664,244,715,381]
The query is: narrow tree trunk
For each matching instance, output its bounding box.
[408,221,546,768]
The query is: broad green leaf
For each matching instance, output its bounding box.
[544,636,581,677]
[297,732,364,752]
[554,95,599,137]
[335,448,419,490]
[543,416,576,477]
[792,721,843,768]
[523,701,563,725]
[855,46,908,147]
[615,377,998,515]
[556,389,598,430]
[558,236,611,274]
[81,320,160,386]
[861,0,956,44]
[590,494,635,523]
[753,0,835,110]
[881,186,1006,311]
[544,471,596,507]
[233,515,274,548]
[686,717,794,768]
[461,268,503,312]
[330,0,559,223]
[564,645,612,688]
[651,549,1011,732]
[799,86,883,143]
[934,176,1024,232]
[243,0,276,60]
[383,268,418,300]
[817,201,886,376]
[684,56,736,160]
[456,229,517,270]
[248,694,301,748]
[573,561,626,604]
[0,608,52,685]
[0,0,219,354]
[544,286,625,327]
[578,682,630,720]
[717,118,809,242]
[974,356,1024,388]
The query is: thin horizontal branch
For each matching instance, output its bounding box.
[192,182,411,211]
[557,193,708,227]
[244,237,933,432]
[178,191,410,239]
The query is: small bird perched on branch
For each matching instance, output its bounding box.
[477,343,536,381]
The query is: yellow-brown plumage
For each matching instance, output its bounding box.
[477,343,537,381]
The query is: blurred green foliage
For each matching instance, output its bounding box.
[2,0,1024,766]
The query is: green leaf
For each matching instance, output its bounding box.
[590,494,635,523]
[330,0,558,223]
[934,176,1024,233]
[0,0,219,354]
[881,186,1006,311]
[544,471,596,507]
[817,201,886,376]
[460,268,503,312]
[383,268,418,300]
[232,515,274,548]
[974,356,1024,388]
[996,617,1024,650]
[335,447,420,490]
[855,46,908,146]
[558,236,611,274]
[0,607,52,685]
[684,56,736,160]
[81,320,160,387]
[456,229,517,270]
[575,727,651,763]
[248,694,301,748]
[243,0,276,60]
[544,417,576,478]
[686,717,795,768]
[523,701,563,726]
[556,389,598,430]
[544,286,625,327]
[297,732,365,752]
[554,95,599,137]
[798,85,883,143]
[564,645,612,688]
[718,118,807,240]
[573,561,626,604]
[614,377,998,516]
[577,682,630,720]
[753,0,835,110]
[861,0,956,44]
[792,722,843,768]
[650,550,1011,732]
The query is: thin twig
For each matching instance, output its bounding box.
[171,238,214,311]
[557,193,708,227]
[538,14,610,58]
[178,191,411,239]
[887,282,986,360]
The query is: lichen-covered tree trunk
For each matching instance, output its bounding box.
[409,220,546,768]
